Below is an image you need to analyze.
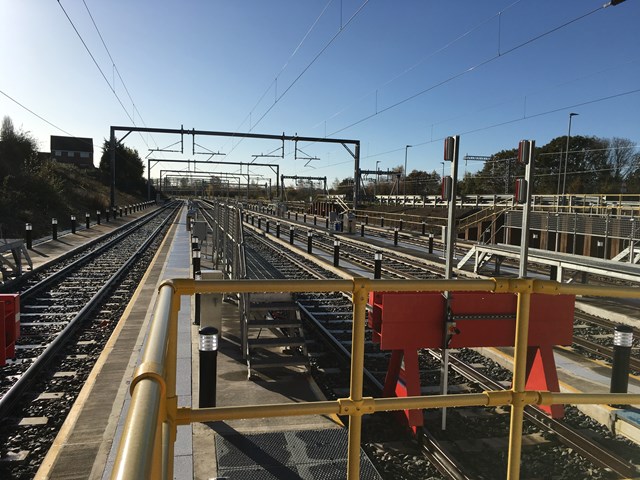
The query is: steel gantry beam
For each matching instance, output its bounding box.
[280,175,327,201]
[109,126,360,209]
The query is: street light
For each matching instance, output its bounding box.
[558,113,579,205]
[403,145,412,199]
[375,160,380,198]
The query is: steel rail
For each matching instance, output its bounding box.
[0,204,179,418]
[440,352,639,479]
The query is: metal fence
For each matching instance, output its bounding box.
[111,277,640,480]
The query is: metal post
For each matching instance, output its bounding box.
[394,227,399,246]
[365,215,369,225]
[86,213,90,229]
[289,226,295,245]
[325,218,329,229]
[429,233,434,254]
[198,326,219,407]
[561,113,579,205]
[265,220,270,234]
[307,231,313,254]
[399,219,403,231]
[194,271,201,326]
[105,208,110,222]
[519,140,535,278]
[373,251,382,279]
[71,215,76,234]
[276,222,280,238]
[610,325,633,393]
[257,217,261,229]
[360,224,365,237]
[52,218,58,240]
[422,221,426,236]
[295,212,298,221]
[25,223,32,249]
[314,215,317,226]
[333,240,340,267]
[442,135,460,430]
[303,214,307,223]
[120,207,123,217]
[380,217,384,228]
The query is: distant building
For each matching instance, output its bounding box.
[50,136,94,168]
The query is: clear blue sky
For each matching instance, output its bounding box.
[1,0,639,187]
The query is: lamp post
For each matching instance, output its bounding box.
[403,145,412,199]
[375,160,380,199]
[559,113,579,206]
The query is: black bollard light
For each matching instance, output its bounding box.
[303,214,307,223]
[105,208,110,222]
[295,212,298,221]
[360,223,365,237]
[25,223,32,249]
[276,222,281,238]
[399,219,403,231]
[120,207,123,217]
[333,239,340,267]
[380,217,384,228]
[365,215,369,225]
[394,227,399,246]
[52,218,58,240]
[374,251,382,279]
[325,218,329,229]
[71,215,76,234]
[258,217,262,229]
[307,231,313,254]
[428,233,434,254]
[198,326,219,407]
[194,270,201,326]
[289,226,295,245]
[422,221,427,236]
[288,211,291,220]
[610,325,634,393]
[86,213,91,229]
[192,247,201,274]
[266,220,270,234]
[251,215,255,226]
[314,215,317,226]
[192,235,200,251]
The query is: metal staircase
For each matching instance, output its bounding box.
[244,293,309,378]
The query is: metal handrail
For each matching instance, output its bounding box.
[111,277,640,480]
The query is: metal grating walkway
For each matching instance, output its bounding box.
[214,428,382,479]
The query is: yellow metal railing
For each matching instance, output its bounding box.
[111,277,640,480]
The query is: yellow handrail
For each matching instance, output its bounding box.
[111,277,640,480]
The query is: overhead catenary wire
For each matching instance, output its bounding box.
[325,3,606,139]
[223,0,370,161]
[57,0,152,151]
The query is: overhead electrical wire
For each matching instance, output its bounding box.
[56,0,152,149]
[312,0,523,130]
[326,3,606,139]
[81,0,156,149]
[223,0,370,159]
[0,89,74,137]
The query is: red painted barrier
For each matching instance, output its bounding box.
[368,291,575,426]
[0,294,20,366]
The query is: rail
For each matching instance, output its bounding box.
[111,277,640,480]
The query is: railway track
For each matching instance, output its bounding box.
[0,202,179,479]
[197,200,640,479]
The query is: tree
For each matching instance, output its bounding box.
[99,140,145,195]
[0,116,39,179]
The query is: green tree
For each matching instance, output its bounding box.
[99,140,145,195]
[0,116,39,179]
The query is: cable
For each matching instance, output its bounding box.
[326,3,605,138]
[223,0,370,160]
[312,0,523,130]
[363,87,640,163]
[57,0,150,149]
[0,89,74,137]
